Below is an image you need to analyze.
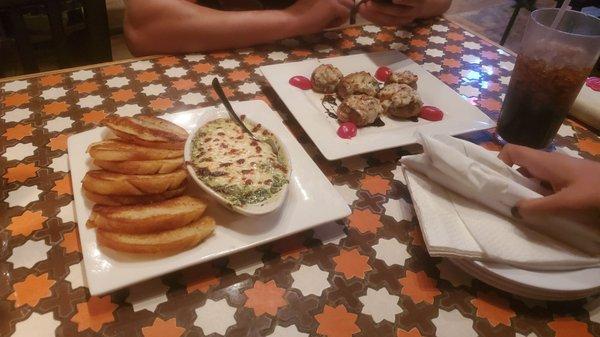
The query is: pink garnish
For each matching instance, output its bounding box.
[419,106,444,121]
[337,122,357,139]
[289,76,312,90]
[586,77,600,92]
[375,66,392,82]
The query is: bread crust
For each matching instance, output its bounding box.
[88,140,183,161]
[82,169,187,195]
[93,157,183,175]
[83,186,186,206]
[103,115,187,144]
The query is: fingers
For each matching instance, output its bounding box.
[338,0,355,10]
[363,1,413,18]
[358,3,414,26]
[392,0,419,6]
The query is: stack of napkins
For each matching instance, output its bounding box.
[401,134,600,271]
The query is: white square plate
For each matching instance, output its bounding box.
[68,100,351,295]
[260,51,495,160]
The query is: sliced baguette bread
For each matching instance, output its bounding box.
[93,157,184,174]
[82,169,187,195]
[88,140,183,161]
[103,115,187,149]
[83,186,186,206]
[96,216,215,254]
[88,195,207,234]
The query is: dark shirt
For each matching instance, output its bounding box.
[196,0,295,10]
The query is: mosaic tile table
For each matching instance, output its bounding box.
[1,18,599,337]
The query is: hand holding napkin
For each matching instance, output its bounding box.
[401,133,600,270]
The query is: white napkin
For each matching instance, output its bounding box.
[401,134,600,271]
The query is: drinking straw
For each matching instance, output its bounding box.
[551,0,572,29]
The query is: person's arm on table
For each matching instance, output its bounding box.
[125,0,352,56]
[359,0,452,26]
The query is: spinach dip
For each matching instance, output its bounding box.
[190,118,288,207]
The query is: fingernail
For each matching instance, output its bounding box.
[511,205,522,219]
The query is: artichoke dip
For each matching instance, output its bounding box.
[190,118,288,207]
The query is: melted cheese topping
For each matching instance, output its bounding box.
[190,118,288,206]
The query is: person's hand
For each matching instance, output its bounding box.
[358,0,421,26]
[498,144,600,225]
[284,0,354,35]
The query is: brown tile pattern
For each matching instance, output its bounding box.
[1,18,600,337]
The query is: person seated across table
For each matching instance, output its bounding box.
[124,0,453,55]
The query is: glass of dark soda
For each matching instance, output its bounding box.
[497,9,600,149]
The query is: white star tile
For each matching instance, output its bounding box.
[4,142,36,161]
[432,309,477,337]
[200,74,224,86]
[268,51,287,61]
[500,93,505,101]
[425,49,444,57]
[359,287,401,323]
[373,238,410,267]
[436,259,472,287]
[228,249,264,275]
[291,264,330,296]
[238,82,261,95]
[71,69,95,81]
[57,201,75,223]
[114,104,143,117]
[2,108,32,123]
[165,67,188,78]
[431,24,449,32]
[44,116,73,133]
[500,76,510,85]
[184,54,205,62]
[130,60,154,71]
[49,153,69,172]
[558,124,576,138]
[391,164,406,185]
[585,297,600,324]
[334,183,357,205]
[237,48,253,55]
[142,84,166,96]
[8,239,50,268]
[106,76,129,88]
[389,42,408,51]
[463,41,481,50]
[383,198,413,222]
[422,62,442,73]
[363,25,381,33]
[556,146,583,159]
[429,36,447,44]
[7,185,41,208]
[356,36,375,46]
[499,61,515,71]
[219,59,240,69]
[461,55,481,64]
[314,44,333,53]
[395,30,412,39]
[2,80,29,92]
[66,262,84,289]
[126,278,169,312]
[13,312,59,337]
[180,92,205,105]
[40,87,67,100]
[516,333,538,337]
[194,298,237,335]
[460,70,481,81]
[77,95,103,109]
[464,31,475,37]
[313,222,345,245]
[268,325,308,337]
[458,85,481,97]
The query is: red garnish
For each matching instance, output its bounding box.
[586,77,600,92]
[375,66,392,82]
[289,75,312,90]
[419,106,444,121]
[337,122,358,139]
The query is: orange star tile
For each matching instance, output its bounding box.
[48,133,69,151]
[172,78,196,91]
[39,74,64,86]
[149,98,174,111]
[4,123,33,141]
[415,27,431,35]
[487,82,503,92]
[42,101,70,116]
[101,64,125,76]
[111,88,136,102]
[71,295,118,332]
[442,59,461,68]
[577,138,600,156]
[376,32,394,42]
[183,264,220,293]
[360,174,390,195]
[244,280,287,316]
[444,45,463,53]
[243,54,265,66]
[399,271,441,304]
[438,73,459,85]
[340,39,355,49]
[74,81,99,94]
[8,273,55,307]
[447,32,465,41]
[292,49,312,57]
[136,71,160,83]
[191,63,214,74]
[481,50,500,60]
[3,92,31,107]
[156,56,180,67]
[548,316,592,337]
[211,51,232,59]
[408,227,424,246]
[81,110,107,125]
[52,174,73,196]
[142,318,185,337]
[333,248,372,279]
[7,210,47,237]
[315,305,360,337]
[209,86,235,101]
[470,291,515,327]
[407,52,424,62]
[343,27,361,37]
[410,39,427,48]
[397,327,423,337]
[228,69,251,82]
[60,228,81,253]
[4,162,38,182]
[478,98,502,112]
[347,209,382,234]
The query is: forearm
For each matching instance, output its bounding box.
[125,0,297,55]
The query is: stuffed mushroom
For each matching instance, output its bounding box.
[337,71,379,99]
[385,70,418,89]
[380,84,423,119]
[311,64,344,93]
[337,94,383,127]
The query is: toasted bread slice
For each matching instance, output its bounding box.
[83,186,186,206]
[93,157,183,174]
[96,216,216,254]
[82,169,187,195]
[88,195,207,234]
[104,115,188,149]
[88,140,183,161]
